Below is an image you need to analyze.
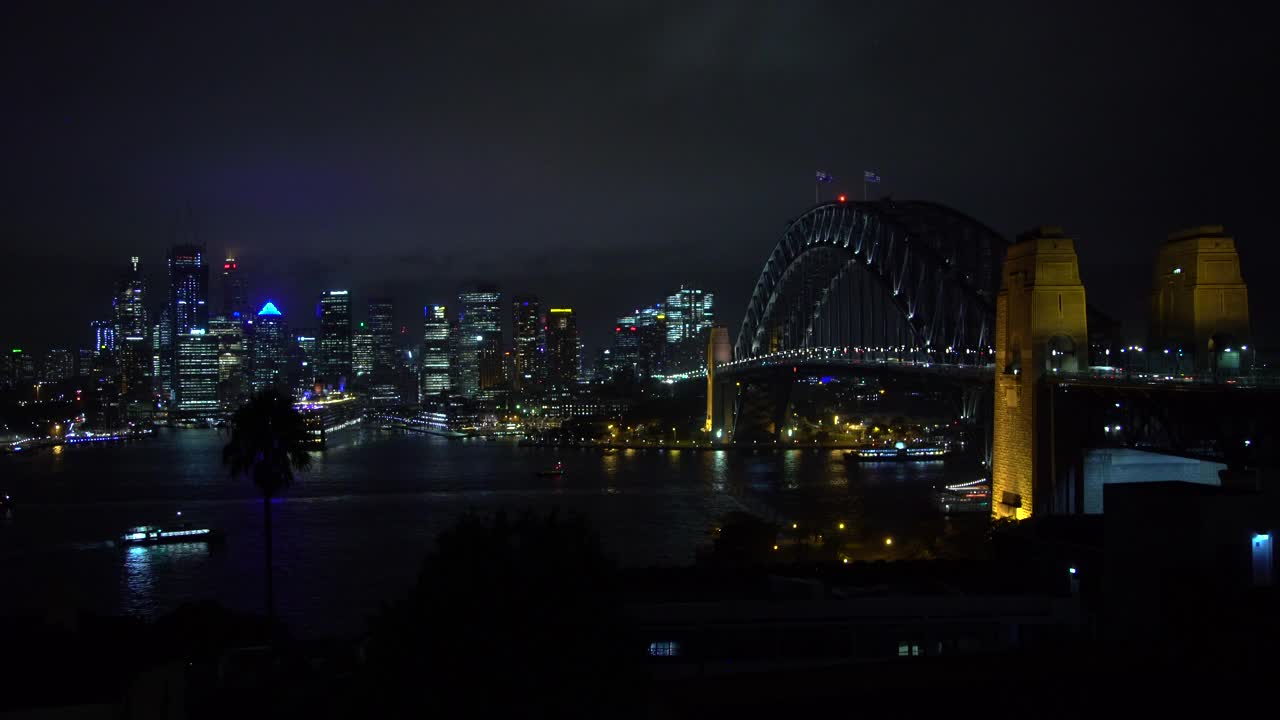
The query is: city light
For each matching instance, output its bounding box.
[884,537,893,546]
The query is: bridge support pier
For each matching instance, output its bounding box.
[705,326,734,438]
[992,227,1089,520]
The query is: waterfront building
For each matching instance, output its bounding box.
[511,295,542,391]
[318,289,352,389]
[457,288,502,399]
[251,301,288,393]
[545,307,579,390]
[220,257,248,318]
[113,256,150,394]
[174,329,219,416]
[421,304,451,397]
[152,306,173,399]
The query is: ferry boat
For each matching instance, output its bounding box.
[844,443,950,461]
[937,478,991,514]
[536,462,565,477]
[118,524,224,547]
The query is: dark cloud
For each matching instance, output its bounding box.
[1,1,1274,352]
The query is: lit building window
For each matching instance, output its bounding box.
[648,641,681,657]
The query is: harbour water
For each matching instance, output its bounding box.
[0,427,983,636]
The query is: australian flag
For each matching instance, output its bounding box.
[863,170,882,183]
[815,171,834,183]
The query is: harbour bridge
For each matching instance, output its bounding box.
[698,198,1276,519]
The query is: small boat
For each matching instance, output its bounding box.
[536,462,565,477]
[118,523,224,547]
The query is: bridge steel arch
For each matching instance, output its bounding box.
[735,200,1008,365]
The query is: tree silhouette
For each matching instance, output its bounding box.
[359,510,634,717]
[223,389,311,630]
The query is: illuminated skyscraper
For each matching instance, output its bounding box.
[251,301,288,393]
[457,288,502,399]
[544,307,579,390]
[207,314,247,408]
[663,285,715,373]
[421,304,451,397]
[167,244,208,405]
[368,299,395,377]
[221,257,247,318]
[511,295,542,391]
[91,319,116,358]
[318,290,352,389]
[175,329,219,416]
[168,244,209,337]
[41,348,74,383]
[353,322,374,378]
[114,256,150,395]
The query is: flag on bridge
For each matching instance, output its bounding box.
[863,171,881,183]
[815,171,834,183]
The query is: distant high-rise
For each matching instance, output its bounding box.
[221,257,248,319]
[153,306,173,397]
[91,319,116,358]
[544,308,579,390]
[208,314,247,405]
[251,301,288,393]
[114,256,150,395]
[457,288,502,399]
[318,290,352,389]
[41,348,74,383]
[175,329,219,416]
[167,244,208,405]
[353,322,374,378]
[664,285,715,373]
[368,299,395,377]
[168,245,209,337]
[612,314,639,378]
[421,304,451,397]
[511,295,542,391]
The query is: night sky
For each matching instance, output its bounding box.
[3,2,1274,353]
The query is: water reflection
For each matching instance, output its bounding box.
[121,542,212,615]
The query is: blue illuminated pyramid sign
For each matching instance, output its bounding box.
[258,301,282,317]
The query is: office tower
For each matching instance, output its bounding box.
[221,257,247,318]
[291,331,318,398]
[544,308,579,390]
[113,256,150,395]
[353,322,374,378]
[457,288,502,399]
[368,299,395,377]
[174,329,220,416]
[8,348,35,386]
[318,290,352,389]
[167,243,208,405]
[41,348,74,383]
[91,320,116,358]
[168,244,209,337]
[152,306,173,397]
[421,304,451,397]
[664,285,715,373]
[636,305,668,379]
[612,314,640,378]
[208,314,247,408]
[251,301,288,393]
[511,295,542,391]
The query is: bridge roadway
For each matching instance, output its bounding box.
[671,345,1276,390]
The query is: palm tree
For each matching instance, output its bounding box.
[223,389,311,628]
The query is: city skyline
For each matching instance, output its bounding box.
[2,4,1274,355]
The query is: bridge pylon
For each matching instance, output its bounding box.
[1149,226,1250,373]
[992,227,1089,519]
[705,326,734,437]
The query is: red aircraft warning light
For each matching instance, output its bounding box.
[837,194,847,203]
